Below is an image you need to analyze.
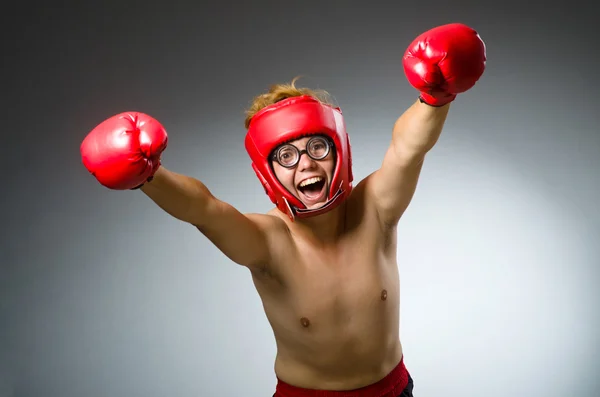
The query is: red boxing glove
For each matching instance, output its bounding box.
[403,23,486,106]
[80,112,168,190]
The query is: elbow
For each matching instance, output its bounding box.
[188,194,220,229]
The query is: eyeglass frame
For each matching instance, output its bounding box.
[270,135,334,169]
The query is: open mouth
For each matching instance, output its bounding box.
[297,176,327,205]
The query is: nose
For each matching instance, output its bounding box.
[297,150,316,171]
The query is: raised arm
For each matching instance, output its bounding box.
[140,167,276,271]
[80,111,276,273]
[368,100,450,226]
[366,23,486,227]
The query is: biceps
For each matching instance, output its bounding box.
[368,145,425,225]
[194,200,271,271]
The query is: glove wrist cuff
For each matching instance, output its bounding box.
[130,178,151,190]
[130,160,161,190]
[419,92,456,107]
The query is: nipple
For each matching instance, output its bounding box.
[300,317,310,328]
[380,289,387,301]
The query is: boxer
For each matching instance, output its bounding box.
[81,23,486,396]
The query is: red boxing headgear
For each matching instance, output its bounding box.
[245,95,353,220]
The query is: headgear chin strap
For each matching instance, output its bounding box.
[245,95,354,221]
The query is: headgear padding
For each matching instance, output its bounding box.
[245,95,353,220]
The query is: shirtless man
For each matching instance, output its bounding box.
[80,23,486,396]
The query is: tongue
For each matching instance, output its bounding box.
[303,184,322,197]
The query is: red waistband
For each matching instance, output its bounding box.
[274,357,409,397]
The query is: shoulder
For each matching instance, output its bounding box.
[244,210,296,283]
[345,173,377,215]
[245,210,286,228]
[245,208,292,232]
[246,210,294,252]
[345,174,398,235]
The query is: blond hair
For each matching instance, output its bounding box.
[244,76,334,129]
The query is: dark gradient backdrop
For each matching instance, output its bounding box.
[2,2,598,397]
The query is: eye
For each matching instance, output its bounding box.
[277,146,298,166]
[308,137,329,158]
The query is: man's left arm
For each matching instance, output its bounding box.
[368,100,450,226]
[366,23,487,227]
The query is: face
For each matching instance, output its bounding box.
[271,135,335,209]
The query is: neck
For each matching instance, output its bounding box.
[288,204,346,244]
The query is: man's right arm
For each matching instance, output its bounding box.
[140,167,276,272]
[80,111,275,272]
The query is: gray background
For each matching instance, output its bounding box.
[2,2,598,397]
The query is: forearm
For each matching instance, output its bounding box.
[392,99,451,161]
[140,167,214,225]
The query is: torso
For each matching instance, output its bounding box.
[251,179,404,390]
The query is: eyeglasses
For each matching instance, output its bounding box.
[271,136,333,168]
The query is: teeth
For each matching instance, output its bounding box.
[299,177,323,187]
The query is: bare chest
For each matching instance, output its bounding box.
[301,253,395,315]
[274,230,400,334]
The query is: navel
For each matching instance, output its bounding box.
[300,317,311,328]
[380,289,388,301]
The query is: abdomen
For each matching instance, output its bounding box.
[269,258,402,388]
